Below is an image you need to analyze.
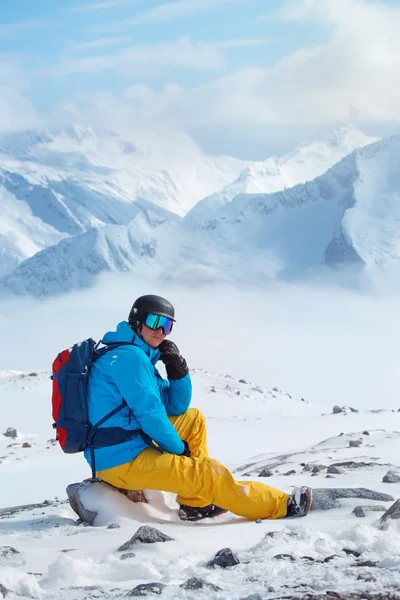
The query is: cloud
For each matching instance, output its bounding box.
[71,0,400,132]
[0,86,42,133]
[35,36,227,78]
[63,36,132,56]
[69,0,134,12]
[86,0,249,33]
[0,18,51,39]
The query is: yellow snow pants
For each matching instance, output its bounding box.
[97,408,289,521]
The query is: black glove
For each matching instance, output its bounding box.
[158,340,189,380]
[181,440,191,457]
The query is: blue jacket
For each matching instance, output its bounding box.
[84,321,192,471]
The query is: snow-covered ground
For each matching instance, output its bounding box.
[1,368,400,599]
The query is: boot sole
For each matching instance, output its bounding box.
[178,507,227,522]
[303,487,313,516]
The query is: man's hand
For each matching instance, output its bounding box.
[181,440,191,457]
[158,340,189,380]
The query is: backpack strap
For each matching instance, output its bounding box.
[88,339,163,478]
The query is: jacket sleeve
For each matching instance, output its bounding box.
[107,347,185,455]
[158,373,192,416]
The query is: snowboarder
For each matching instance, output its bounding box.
[86,294,312,521]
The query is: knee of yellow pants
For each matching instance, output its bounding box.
[186,407,205,424]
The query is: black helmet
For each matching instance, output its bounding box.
[128,294,175,330]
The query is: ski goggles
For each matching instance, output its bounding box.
[144,313,174,335]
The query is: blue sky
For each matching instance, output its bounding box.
[0,0,399,158]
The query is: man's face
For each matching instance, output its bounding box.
[140,323,166,348]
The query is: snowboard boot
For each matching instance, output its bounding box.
[178,503,227,521]
[286,486,312,517]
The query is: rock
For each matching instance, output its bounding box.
[312,465,327,473]
[273,554,295,561]
[352,505,387,518]
[3,428,17,439]
[0,546,19,558]
[383,470,400,483]
[327,465,344,474]
[323,554,338,562]
[120,552,136,560]
[284,470,296,476]
[252,386,263,393]
[380,498,400,522]
[127,583,166,596]
[22,442,32,448]
[342,548,361,557]
[180,578,222,592]
[332,405,344,414]
[330,460,381,469]
[356,560,379,567]
[258,468,273,477]
[349,407,359,413]
[362,430,370,435]
[66,482,98,525]
[349,440,363,447]
[206,548,240,569]
[0,584,7,598]
[302,556,316,562]
[28,372,38,377]
[210,386,217,393]
[240,595,263,600]
[255,519,262,524]
[118,526,173,551]
[239,379,247,384]
[107,523,121,529]
[311,488,393,511]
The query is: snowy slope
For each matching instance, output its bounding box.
[0,126,245,275]
[1,367,400,599]
[191,135,400,276]
[187,126,376,223]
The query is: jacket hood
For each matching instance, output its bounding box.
[102,321,160,364]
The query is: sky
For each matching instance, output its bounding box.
[1,0,400,158]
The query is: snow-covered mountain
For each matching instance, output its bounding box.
[195,135,400,275]
[187,126,376,223]
[0,126,245,276]
[3,134,400,296]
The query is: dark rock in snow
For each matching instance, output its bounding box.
[0,584,7,598]
[343,548,361,557]
[330,460,382,469]
[311,488,393,511]
[127,582,166,596]
[274,554,296,561]
[206,548,240,569]
[327,465,344,474]
[302,556,316,562]
[28,372,38,377]
[380,498,400,522]
[107,523,121,529]
[312,465,327,473]
[3,428,17,439]
[120,552,136,560]
[323,555,339,563]
[239,379,248,384]
[352,505,386,518]
[349,440,363,447]
[180,577,222,591]
[66,482,97,526]
[332,405,344,414]
[0,546,19,558]
[383,470,400,483]
[362,430,370,435]
[240,595,263,600]
[22,442,31,448]
[258,468,273,477]
[356,560,379,567]
[284,469,296,476]
[118,526,173,551]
